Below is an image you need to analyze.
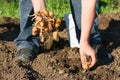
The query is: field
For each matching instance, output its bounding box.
[0,0,120,80]
[0,13,120,80]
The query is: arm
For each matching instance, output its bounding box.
[31,0,46,25]
[80,0,97,68]
[31,0,46,12]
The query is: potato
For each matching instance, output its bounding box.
[32,26,39,36]
[53,31,59,41]
[54,23,60,29]
[49,12,54,18]
[56,18,61,23]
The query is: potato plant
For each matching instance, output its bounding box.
[30,10,61,43]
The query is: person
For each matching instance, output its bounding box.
[14,0,102,68]
[69,0,101,68]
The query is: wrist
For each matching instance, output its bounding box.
[34,9,46,13]
[80,40,89,45]
[31,0,46,13]
[80,40,90,49]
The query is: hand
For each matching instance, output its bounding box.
[80,42,97,68]
[35,16,42,22]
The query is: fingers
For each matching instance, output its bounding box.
[80,52,86,65]
[35,16,42,22]
[89,52,96,68]
[80,48,97,69]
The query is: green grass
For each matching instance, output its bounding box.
[0,0,120,19]
[0,0,19,19]
[46,0,70,18]
[98,0,120,14]
[0,0,70,19]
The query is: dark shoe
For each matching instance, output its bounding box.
[88,43,113,71]
[93,44,113,64]
[15,48,36,61]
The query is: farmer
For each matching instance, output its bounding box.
[14,0,105,68]
[69,0,101,68]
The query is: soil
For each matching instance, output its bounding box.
[0,13,120,80]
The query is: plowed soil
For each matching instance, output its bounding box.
[0,13,120,80]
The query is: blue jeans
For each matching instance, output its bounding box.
[70,0,101,46]
[14,0,40,53]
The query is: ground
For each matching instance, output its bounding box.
[0,13,120,80]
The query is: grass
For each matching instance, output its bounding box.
[98,0,120,14]
[0,0,19,19]
[0,0,70,19]
[46,0,70,18]
[0,0,120,19]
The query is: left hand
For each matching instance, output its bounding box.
[80,42,97,68]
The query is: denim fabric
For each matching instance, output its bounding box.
[14,0,40,53]
[70,0,101,46]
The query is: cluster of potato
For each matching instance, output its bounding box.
[31,10,61,42]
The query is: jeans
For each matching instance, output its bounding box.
[14,0,40,53]
[70,0,101,46]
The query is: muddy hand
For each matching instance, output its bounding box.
[80,43,97,69]
[82,54,92,70]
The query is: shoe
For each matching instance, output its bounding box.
[14,48,36,61]
[93,44,113,63]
